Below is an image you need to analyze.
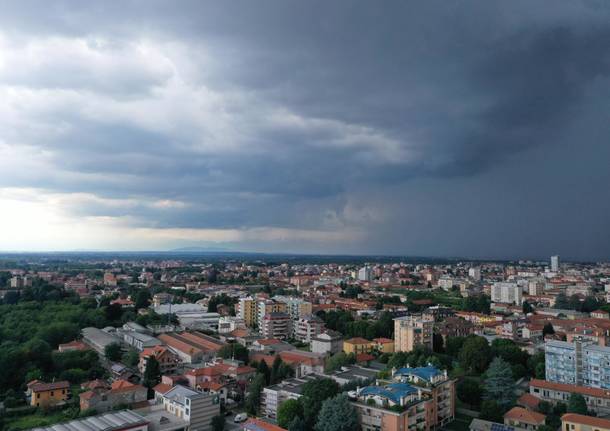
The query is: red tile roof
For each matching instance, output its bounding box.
[518,393,541,410]
[244,418,287,431]
[530,379,610,399]
[562,414,610,429]
[30,381,70,392]
[504,407,545,425]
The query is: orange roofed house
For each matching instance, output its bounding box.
[28,380,70,407]
[504,407,546,431]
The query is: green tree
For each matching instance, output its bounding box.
[458,336,491,374]
[457,378,482,408]
[445,336,465,357]
[104,342,122,362]
[567,393,588,415]
[277,399,303,429]
[218,343,249,364]
[123,349,140,367]
[554,293,569,310]
[257,359,271,384]
[245,373,266,415]
[143,356,161,389]
[289,417,306,431]
[135,290,151,310]
[211,415,225,431]
[315,394,359,431]
[523,301,533,314]
[543,323,555,337]
[301,378,340,429]
[325,352,356,373]
[480,400,503,422]
[483,357,515,409]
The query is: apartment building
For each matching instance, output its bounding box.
[274,296,313,321]
[491,282,523,305]
[261,312,292,340]
[352,365,455,431]
[344,338,374,355]
[294,314,325,343]
[238,297,257,327]
[545,339,610,389]
[394,315,434,352]
[529,379,610,416]
[257,300,288,327]
[261,375,320,419]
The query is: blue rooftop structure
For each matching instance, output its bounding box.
[394,365,442,382]
[360,382,418,404]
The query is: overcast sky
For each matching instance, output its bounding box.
[0,1,609,260]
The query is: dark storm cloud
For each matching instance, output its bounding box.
[0,0,609,257]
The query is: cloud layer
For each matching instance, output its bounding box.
[0,1,609,259]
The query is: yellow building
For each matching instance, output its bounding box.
[562,414,610,431]
[29,381,70,407]
[373,337,395,353]
[343,337,374,354]
[238,298,257,327]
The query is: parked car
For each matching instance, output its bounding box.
[234,413,248,423]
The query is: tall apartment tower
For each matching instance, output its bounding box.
[468,267,481,281]
[491,282,523,305]
[358,266,373,282]
[551,255,560,272]
[394,315,434,352]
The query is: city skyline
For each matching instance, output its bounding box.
[0,1,609,259]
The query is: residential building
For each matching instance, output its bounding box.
[352,365,455,431]
[358,266,373,282]
[261,312,292,340]
[261,375,320,419]
[394,315,434,352]
[311,331,344,355]
[468,267,481,281]
[237,297,257,328]
[28,380,70,407]
[257,300,288,327]
[551,256,560,273]
[30,410,149,431]
[344,337,374,354]
[294,314,325,343]
[373,338,395,353]
[435,317,476,341]
[218,316,246,334]
[545,339,610,389]
[274,296,313,322]
[79,380,147,412]
[561,414,610,431]
[503,407,546,431]
[491,282,523,305]
[139,345,180,375]
[160,385,220,430]
[529,379,610,416]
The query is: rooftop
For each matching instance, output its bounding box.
[31,410,148,431]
